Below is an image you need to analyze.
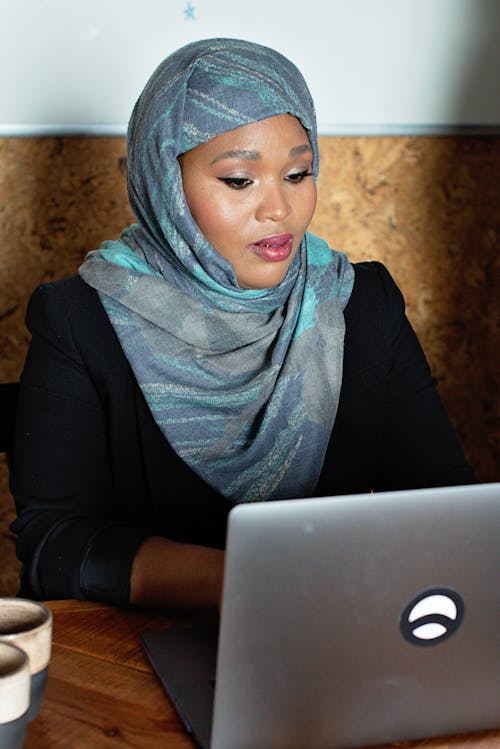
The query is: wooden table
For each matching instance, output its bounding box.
[25,600,499,749]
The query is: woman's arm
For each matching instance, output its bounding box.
[11,279,226,608]
[130,536,224,610]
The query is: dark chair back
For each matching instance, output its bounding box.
[0,382,20,461]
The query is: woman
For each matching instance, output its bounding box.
[11,39,474,610]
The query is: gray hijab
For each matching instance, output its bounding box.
[79,38,354,502]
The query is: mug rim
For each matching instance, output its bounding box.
[0,598,52,637]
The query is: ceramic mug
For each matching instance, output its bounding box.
[0,641,31,748]
[0,598,52,722]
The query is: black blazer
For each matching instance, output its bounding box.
[11,262,474,604]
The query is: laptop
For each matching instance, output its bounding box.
[141,482,500,749]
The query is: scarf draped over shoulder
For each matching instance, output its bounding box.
[79,38,354,503]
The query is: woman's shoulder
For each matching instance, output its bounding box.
[341,260,409,369]
[26,274,119,359]
[346,260,405,318]
[27,274,107,327]
[24,274,135,396]
[350,260,403,298]
[29,273,99,307]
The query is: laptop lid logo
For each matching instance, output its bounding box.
[400,588,465,646]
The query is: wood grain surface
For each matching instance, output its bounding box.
[25,601,213,748]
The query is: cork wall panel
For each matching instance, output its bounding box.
[0,137,133,380]
[0,136,499,487]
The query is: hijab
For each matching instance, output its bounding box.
[79,38,354,503]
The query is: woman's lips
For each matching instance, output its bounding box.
[249,233,294,262]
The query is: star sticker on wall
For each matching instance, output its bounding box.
[184,2,196,20]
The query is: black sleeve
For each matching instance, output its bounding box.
[371,263,475,490]
[10,282,151,604]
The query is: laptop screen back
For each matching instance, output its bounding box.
[211,483,500,749]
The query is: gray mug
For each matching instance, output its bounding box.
[0,598,52,722]
[0,641,31,749]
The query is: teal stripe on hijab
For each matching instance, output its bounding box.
[80,38,354,502]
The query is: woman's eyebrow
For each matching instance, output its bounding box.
[209,149,260,165]
[289,144,312,157]
[209,143,312,165]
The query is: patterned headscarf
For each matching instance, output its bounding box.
[80,38,354,502]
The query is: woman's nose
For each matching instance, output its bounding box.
[255,182,291,223]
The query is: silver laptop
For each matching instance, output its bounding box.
[142,483,500,749]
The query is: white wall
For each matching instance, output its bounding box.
[1,0,499,135]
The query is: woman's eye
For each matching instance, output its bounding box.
[218,177,252,190]
[286,169,313,183]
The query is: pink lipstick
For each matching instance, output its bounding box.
[249,233,294,262]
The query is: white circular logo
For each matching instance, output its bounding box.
[400,588,465,646]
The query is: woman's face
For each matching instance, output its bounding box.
[179,113,317,289]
